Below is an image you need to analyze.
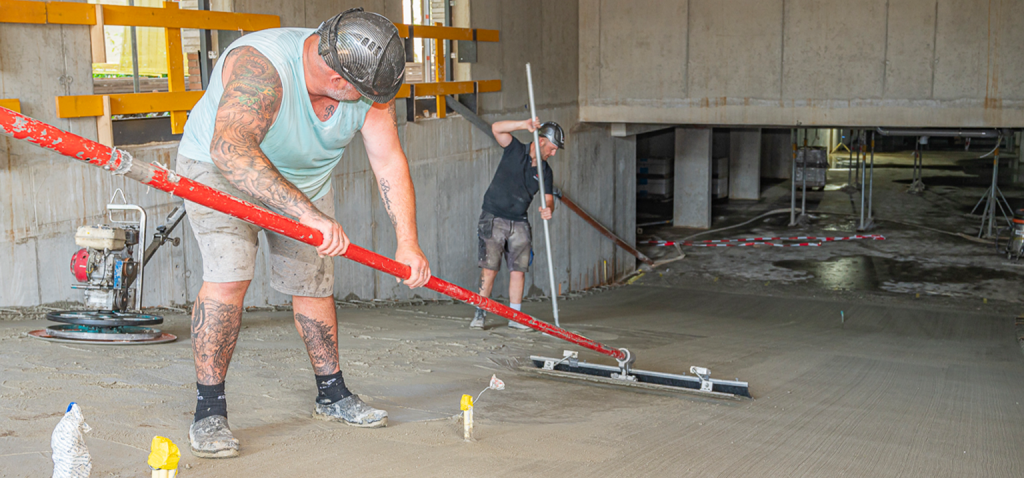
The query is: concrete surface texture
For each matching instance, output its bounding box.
[2,278,1023,476]
[578,0,1024,127]
[1,0,638,308]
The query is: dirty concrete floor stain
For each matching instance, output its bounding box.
[774,255,1023,292]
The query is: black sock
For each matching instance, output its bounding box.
[195,382,227,422]
[315,371,352,405]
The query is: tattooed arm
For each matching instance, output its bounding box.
[209,46,348,256]
[363,99,431,289]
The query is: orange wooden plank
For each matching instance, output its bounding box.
[393,22,412,39]
[395,23,498,42]
[477,79,502,93]
[411,24,473,41]
[0,0,47,24]
[47,2,96,25]
[0,99,22,113]
[55,95,102,118]
[397,81,499,99]
[56,91,204,118]
[101,4,279,30]
[110,91,203,116]
[413,82,475,97]
[475,29,499,42]
[434,24,446,119]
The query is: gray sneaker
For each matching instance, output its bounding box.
[189,415,239,458]
[313,395,388,428]
[508,320,532,331]
[470,309,485,328]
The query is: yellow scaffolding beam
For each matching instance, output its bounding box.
[0,99,22,113]
[55,82,500,118]
[0,0,279,30]
[162,1,187,134]
[56,92,205,118]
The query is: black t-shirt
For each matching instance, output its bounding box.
[482,137,555,221]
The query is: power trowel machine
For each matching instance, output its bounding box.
[996,209,1024,261]
[30,190,186,345]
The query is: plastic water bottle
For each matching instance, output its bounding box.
[51,402,92,478]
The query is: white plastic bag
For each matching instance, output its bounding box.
[51,402,92,478]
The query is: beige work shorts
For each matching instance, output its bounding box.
[176,155,335,298]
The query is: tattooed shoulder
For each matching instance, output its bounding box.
[218,46,283,120]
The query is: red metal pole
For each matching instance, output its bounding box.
[0,107,627,361]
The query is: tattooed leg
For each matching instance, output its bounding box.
[293,296,341,375]
[192,281,248,385]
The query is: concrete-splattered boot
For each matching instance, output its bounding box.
[470,308,486,328]
[508,320,532,330]
[313,395,388,428]
[189,415,240,458]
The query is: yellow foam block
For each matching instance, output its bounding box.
[147,436,180,470]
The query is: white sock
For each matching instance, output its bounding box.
[509,303,522,311]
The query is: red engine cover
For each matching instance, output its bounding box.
[70,248,90,282]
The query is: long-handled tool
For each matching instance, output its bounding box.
[0,106,750,399]
[525,63,561,328]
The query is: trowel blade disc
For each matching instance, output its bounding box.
[46,310,164,327]
[29,328,176,345]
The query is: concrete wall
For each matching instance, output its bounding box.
[1,16,100,307]
[579,0,1024,128]
[1,0,637,308]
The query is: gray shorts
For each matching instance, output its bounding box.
[176,155,335,297]
[477,211,532,272]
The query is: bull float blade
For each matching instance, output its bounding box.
[529,355,751,399]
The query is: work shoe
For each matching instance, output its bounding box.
[508,320,532,331]
[313,395,388,428]
[470,309,485,328]
[189,415,239,458]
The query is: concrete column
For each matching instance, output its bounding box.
[728,128,761,200]
[674,127,713,229]
[759,129,792,179]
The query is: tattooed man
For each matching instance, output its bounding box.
[175,9,429,458]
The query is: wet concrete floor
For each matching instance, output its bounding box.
[638,149,1024,305]
[774,255,1022,292]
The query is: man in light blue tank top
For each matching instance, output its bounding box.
[174,9,430,458]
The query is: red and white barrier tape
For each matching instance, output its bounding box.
[656,241,821,248]
[641,234,885,247]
